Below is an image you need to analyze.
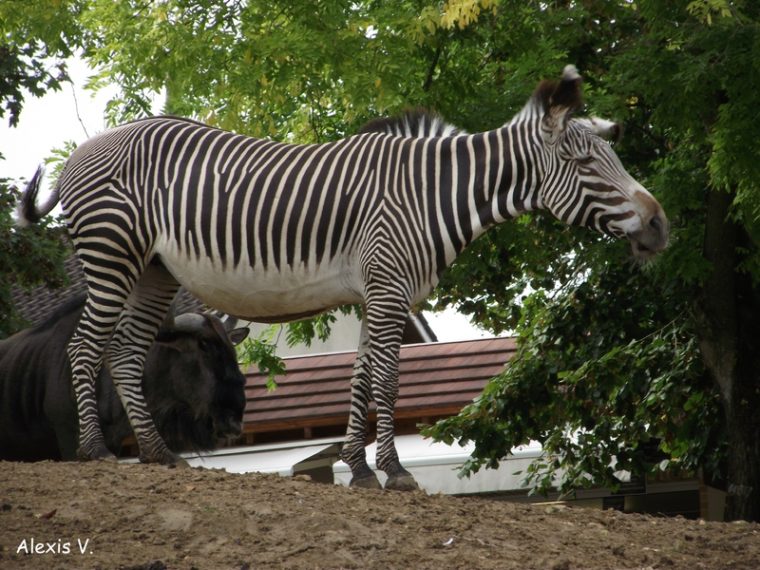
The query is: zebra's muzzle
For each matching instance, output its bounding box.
[628,213,669,259]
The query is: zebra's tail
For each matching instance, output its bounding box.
[16,166,60,227]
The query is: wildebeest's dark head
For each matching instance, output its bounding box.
[143,312,249,452]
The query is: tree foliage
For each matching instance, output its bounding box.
[0,1,79,337]
[427,260,723,495]
[0,0,83,127]
[0,179,69,338]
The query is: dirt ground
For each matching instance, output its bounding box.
[1,461,758,570]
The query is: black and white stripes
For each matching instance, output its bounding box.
[19,65,668,489]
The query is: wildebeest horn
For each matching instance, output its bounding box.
[222,315,239,332]
[161,298,182,329]
[207,310,238,332]
[172,313,207,332]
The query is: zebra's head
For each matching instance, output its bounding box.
[529,65,668,259]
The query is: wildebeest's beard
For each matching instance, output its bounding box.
[150,400,218,452]
[147,376,245,452]
[211,375,246,440]
[211,405,244,441]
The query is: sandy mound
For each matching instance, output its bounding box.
[1,461,758,569]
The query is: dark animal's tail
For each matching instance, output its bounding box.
[16,166,60,227]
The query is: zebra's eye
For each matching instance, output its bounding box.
[577,155,594,165]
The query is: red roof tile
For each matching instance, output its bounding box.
[243,337,516,435]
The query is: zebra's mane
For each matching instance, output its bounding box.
[358,109,464,138]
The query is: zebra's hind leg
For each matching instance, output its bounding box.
[341,316,382,489]
[107,261,183,466]
[69,295,127,461]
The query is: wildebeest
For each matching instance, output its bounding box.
[0,294,249,461]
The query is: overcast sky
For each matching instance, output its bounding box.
[1,58,116,190]
[1,57,495,342]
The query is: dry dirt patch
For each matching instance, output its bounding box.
[1,460,758,569]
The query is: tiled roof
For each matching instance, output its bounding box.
[11,255,88,327]
[242,336,516,436]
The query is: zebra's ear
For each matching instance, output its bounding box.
[540,65,584,144]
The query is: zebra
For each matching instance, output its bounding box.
[18,65,668,491]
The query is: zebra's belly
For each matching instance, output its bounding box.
[158,253,364,322]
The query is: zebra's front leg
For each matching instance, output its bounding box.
[109,322,185,465]
[341,316,382,489]
[366,297,419,492]
[110,361,184,466]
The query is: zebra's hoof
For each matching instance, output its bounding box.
[166,457,190,469]
[385,473,419,492]
[77,444,116,462]
[349,473,383,490]
[139,449,188,467]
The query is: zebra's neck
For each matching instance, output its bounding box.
[421,119,543,267]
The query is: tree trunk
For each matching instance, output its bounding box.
[697,187,760,521]
[723,378,760,521]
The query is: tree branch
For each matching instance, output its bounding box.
[423,44,443,92]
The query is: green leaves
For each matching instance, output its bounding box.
[236,326,286,392]
[0,0,84,126]
[686,0,736,25]
[426,261,721,495]
[0,179,69,338]
[285,312,337,348]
